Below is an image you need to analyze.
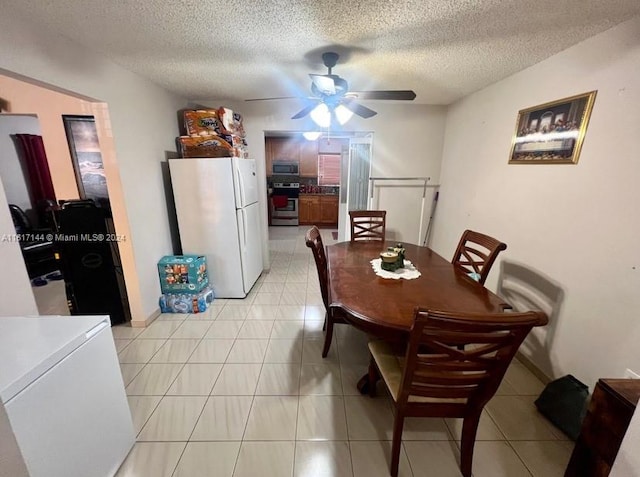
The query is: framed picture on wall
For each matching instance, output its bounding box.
[508,91,597,164]
[62,115,109,201]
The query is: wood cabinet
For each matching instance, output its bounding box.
[299,196,320,225]
[266,137,299,176]
[299,140,318,178]
[320,195,339,224]
[265,136,350,180]
[270,137,299,162]
[299,194,338,227]
[565,379,640,477]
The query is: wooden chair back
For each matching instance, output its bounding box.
[349,210,386,242]
[305,226,329,310]
[399,309,546,412]
[369,307,547,477]
[382,308,546,476]
[452,229,507,284]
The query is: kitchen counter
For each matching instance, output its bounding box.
[300,192,339,196]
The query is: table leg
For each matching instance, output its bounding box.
[357,374,370,395]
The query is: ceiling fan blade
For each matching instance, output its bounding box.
[310,74,336,95]
[291,102,319,120]
[245,96,299,102]
[348,90,416,101]
[342,100,377,119]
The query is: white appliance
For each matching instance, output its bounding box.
[0,315,135,477]
[169,157,264,298]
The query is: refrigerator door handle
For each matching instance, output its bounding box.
[241,208,248,248]
[235,162,246,208]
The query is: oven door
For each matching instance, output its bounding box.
[272,198,298,217]
[271,198,299,225]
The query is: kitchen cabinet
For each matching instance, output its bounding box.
[320,195,339,224]
[266,136,346,179]
[299,195,320,225]
[299,140,319,178]
[299,194,338,227]
[266,140,273,176]
[267,137,299,176]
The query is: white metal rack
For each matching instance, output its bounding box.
[367,177,440,246]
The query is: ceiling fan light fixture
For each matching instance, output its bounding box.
[310,103,331,128]
[302,131,322,141]
[334,104,354,125]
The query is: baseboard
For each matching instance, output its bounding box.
[516,351,552,385]
[130,308,161,328]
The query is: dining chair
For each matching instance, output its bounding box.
[349,210,386,242]
[452,229,507,284]
[305,226,346,357]
[367,308,547,477]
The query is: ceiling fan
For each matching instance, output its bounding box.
[246,52,416,122]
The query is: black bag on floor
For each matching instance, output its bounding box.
[534,374,589,441]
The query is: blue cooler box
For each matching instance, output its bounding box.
[159,286,214,314]
[158,255,208,294]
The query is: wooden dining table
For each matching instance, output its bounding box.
[327,241,513,341]
[327,241,515,393]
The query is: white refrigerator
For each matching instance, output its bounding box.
[0,316,135,477]
[169,157,263,298]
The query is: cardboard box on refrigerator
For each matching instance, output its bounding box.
[183,108,245,138]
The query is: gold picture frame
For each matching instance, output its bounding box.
[509,91,597,164]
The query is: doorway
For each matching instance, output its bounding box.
[0,114,68,314]
[0,72,137,323]
[264,131,373,243]
[337,134,373,242]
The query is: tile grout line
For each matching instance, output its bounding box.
[133,306,220,446]
[233,327,268,476]
[127,317,190,476]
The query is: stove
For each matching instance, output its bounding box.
[271,182,300,226]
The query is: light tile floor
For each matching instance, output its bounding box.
[114,226,573,477]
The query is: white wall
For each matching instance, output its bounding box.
[0,114,41,213]
[0,9,187,321]
[432,17,640,387]
[0,175,38,316]
[200,99,447,263]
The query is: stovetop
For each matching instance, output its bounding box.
[272,182,300,189]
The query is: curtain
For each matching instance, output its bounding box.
[317,154,341,186]
[14,134,57,204]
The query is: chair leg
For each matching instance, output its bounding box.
[368,356,379,397]
[390,411,405,477]
[322,311,327,331]
[460,410,482,477]
[322,314,334,358]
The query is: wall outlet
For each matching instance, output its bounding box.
[624,368,640,379]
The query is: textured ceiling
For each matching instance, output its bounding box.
[6,0,640,104]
